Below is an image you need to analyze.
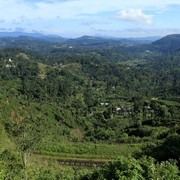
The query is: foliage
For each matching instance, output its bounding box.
[3,103,45,179]
[0,35,179,179]
[80,156,180,180]
[0,148,22,179]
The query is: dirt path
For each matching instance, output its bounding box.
[57,158,110,167]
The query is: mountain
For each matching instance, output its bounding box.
[152,34,180,52]
[0,36,51,52]
[0,31,44,38]
[38,35,67,42]
[65,35,139,47]
[0,34,158,61]
[0,35,66,56]
[0,32,161,46]
[0,31,66,42]
[127,36,161,44]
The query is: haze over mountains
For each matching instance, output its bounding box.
[0,31,161,43]
[2,31,180,48]
[0,32,180,57]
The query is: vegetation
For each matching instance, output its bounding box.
[80,156,179,180]
[0,34,179,179]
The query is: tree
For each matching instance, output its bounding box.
[103,106,113,119]
[80,156,180,180]
[132,97,144,126]
[6,103,44,180]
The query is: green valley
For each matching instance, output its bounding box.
[0,34,179,179]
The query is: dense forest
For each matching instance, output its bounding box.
[0,34,179,179]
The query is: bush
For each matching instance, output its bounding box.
[80,156,180,180]
[0,148,22,179]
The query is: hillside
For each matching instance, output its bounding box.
[0,34,157,62]
[0,35,179,179]
[152,34,180,52]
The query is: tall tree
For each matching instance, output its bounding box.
[6,102,44,180]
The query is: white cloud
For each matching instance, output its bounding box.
[115,9,153,25]
[0,0,179,23]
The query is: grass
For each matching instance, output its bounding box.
[0,122,16,150]
[28,155,90,179]
[29,141,143,178]
[156,99,180,106]
[35,142,143,160]
[28,142,143,174]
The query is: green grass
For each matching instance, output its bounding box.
[156,99,180,106]
[35,142,143,160]
[27,141,143,178]
[0,122,15,150]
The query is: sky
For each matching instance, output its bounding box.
[0,0,180,38]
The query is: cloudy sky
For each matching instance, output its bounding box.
[0,0,180,37]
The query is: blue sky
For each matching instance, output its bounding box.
[0,0,180,37]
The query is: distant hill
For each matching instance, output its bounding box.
[0,35,66,54]
[152,34,180,52]
[0,33,179,59]
[0,31,44,38]
[65,35,139,47]
[127,36,161,44]
[0,36,51,51]
[0,31,161,46]
[0,34,158,61]
[0,31,66,42]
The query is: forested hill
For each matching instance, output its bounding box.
[0,34,160,62]
[0,43,179,141]
[152,34,180,53]
[0,34,179,179]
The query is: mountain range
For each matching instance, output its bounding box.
[0,31,160,43]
